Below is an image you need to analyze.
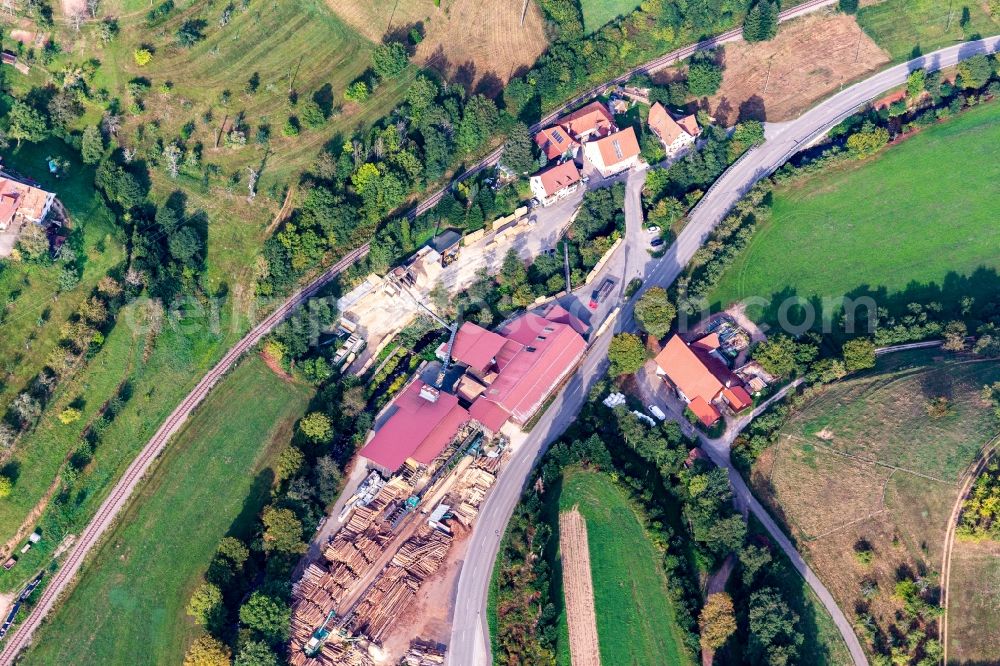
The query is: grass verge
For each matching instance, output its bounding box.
[20,355,313,665]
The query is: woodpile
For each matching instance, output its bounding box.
[287,638,375,666]
[348,527,453,643]
[449,464,499,526]
[290,477,415,660]
[399,639,446,665]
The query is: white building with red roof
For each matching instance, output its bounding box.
[534,101,616,162]
[653,334,752,427]
[648,102,701,158]
[529,161,582,206]
[583,126,641,178]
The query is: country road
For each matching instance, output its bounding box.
[447,36,1000,666]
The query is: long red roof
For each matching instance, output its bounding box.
[359,380,469,471]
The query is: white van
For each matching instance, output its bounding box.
[648,405,666,421]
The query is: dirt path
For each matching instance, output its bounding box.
[940,433,1000,665]
[560,508,601,666]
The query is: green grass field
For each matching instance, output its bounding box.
[0,140,123,408]
[92,0,412,290]
[556,468,693,666]
[947,539,1000,663]
[708,101,1000,324]
[21,355,313,665]
[857,0,1000,61]
[579,0,642,33]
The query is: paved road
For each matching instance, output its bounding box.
[0,246,368,664]
[446,37,1000,666]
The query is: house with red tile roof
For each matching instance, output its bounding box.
[450,309,586,430]
[648,102,700,158]
[583,126,641,177]
[534,101,616,162]
[534,125,580,161]
[529,160,582,206]
[358,380,471,473]
[0,176,55,232]
[653,334,751,426]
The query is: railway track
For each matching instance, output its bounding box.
[0,245,368,664]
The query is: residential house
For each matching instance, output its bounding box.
[0,176,56,232]
[529,160,582,206]
[653,334,752,426]
[583,126,641,178]
[648,102,701,159]
[534,101,616,161]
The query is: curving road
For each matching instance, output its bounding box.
[0,246,368,664]
[447,36,1000,666]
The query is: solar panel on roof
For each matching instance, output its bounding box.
[552,129,564,144]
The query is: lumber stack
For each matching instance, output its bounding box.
[399,639,446,665]
[348,527,453,643]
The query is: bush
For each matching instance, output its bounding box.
[0,476,12,499]
[133,48,152,66]
[344,81,369,102]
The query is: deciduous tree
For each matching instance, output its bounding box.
[699,592,737,650]
[608,333,647,376]
[186,582,222,625]
[842,337,876,372]
[183,635,231,666]
[298,411,332,443]
[260,505,305,554]
[634,287,676,339]
[239,592,291,643]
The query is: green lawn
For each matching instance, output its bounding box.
[708,101,1000,325]
[857,0,1000,61]
[0,139,123,408]
[580,0,642,33]
[556,468,694,666]
[21,355,313,665]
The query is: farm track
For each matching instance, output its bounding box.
[939,432,1000,666]
[559,508,601,666]
[0,245,367,664]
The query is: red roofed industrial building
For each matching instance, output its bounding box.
[654,334,752,426]
[529,160,582,206]
[451,309,587,430]
[358,380,471,473]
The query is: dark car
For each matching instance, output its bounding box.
[650,237,665,247]
[589,278,616,309]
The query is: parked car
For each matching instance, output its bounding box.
[648,404,666,421]
[646,225,661,233]
[650,237,664,247]
[589,278,616,309]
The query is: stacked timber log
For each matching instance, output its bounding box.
[348,527,453,643]
[290,476,414,662]
[287,638,375,666]
[450,465,499,526]
[399,639,446,665]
